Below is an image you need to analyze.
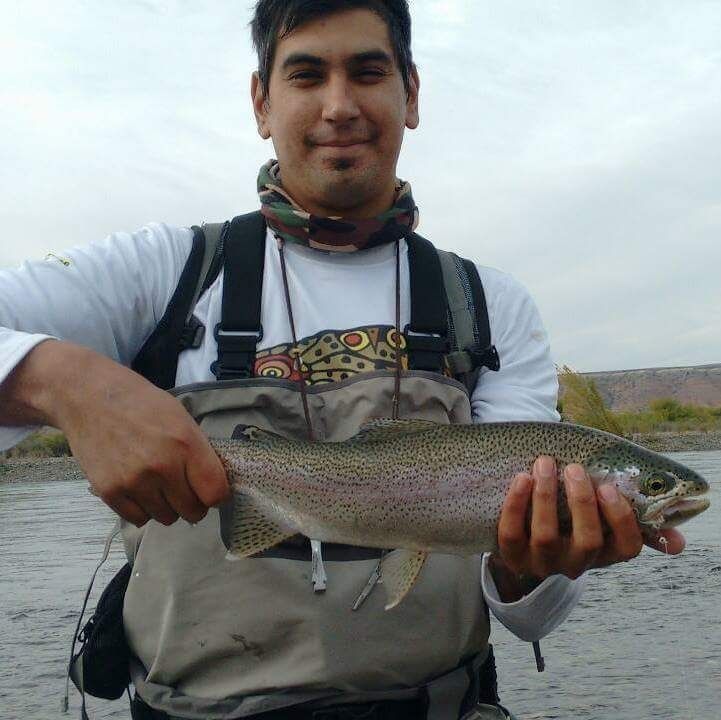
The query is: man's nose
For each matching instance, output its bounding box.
[321,75,361,124]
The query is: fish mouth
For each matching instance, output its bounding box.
[647,496,711,528]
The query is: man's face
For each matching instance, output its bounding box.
[252,8,419,218]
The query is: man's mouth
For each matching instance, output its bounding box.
[317,140,369,147]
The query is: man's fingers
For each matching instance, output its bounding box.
[594,483,643,566]
[529,456,561,574]
[106,495,150,528]
[563,464,603,577]
[497,473,533,572]
[133,482,180,526]
[645,527,686,555]
[162,477,208,525]
[186,438,231,508]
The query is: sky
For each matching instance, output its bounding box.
[1,0,720,372]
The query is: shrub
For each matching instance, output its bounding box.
[557,366,625,435]
[2,430,71,458]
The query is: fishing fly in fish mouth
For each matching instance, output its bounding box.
[212,419,710,610]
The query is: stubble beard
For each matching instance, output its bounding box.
[311,161,385,216]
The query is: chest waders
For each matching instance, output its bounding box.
[73,213,517,720]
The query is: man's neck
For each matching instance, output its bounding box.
[282,180,397,219]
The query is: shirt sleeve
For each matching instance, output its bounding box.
[470,267,559,424]
[0,223,193,451]
[480,554,587,642]
[469,266,584,640]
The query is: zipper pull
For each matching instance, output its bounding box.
[310,539,327,592]
[352,552,386,611]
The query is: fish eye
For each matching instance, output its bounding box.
[643,474,674,496]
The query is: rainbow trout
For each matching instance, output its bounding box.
[212,419,710,609]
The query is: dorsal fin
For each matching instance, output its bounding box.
[349,418,441,444]
[231,424,285,444]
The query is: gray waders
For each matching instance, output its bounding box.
[122,372,498,719]
[72,212,519,719]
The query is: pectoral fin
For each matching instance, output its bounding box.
[380,549,428,610]
[219,492,294,558]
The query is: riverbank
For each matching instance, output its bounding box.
[630,430,721,452]
[3,431,721,483]
[0,456,85,483]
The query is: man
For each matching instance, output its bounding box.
[0,2,683,719]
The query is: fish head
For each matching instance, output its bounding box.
[586,441,710,530]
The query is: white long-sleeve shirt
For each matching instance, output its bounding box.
[0,221,585,641]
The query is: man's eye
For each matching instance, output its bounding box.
[357,69,385,79]
[289,72,322,81]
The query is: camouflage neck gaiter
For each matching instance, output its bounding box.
[258,159,419,253]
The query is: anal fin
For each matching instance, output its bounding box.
[380,549,428,610]
[219,492,294,558]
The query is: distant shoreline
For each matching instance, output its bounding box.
[0,456,85,484]
[630,430,721,453]
[2,431,721,484]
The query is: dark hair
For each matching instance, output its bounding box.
[251,0,414,98]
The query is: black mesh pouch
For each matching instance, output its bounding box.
[70,562,132,699]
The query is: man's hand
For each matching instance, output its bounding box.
[490,456,685,602]
[1,340,230,527]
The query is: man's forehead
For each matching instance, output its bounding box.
[273,8,394,67]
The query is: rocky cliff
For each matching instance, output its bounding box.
[582,363,721,411]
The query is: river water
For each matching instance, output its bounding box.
[1,452,719,719]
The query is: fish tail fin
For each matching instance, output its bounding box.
[219,492,294,558]
[380,549,428,610]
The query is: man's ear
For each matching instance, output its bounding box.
[405,65,420,130]
[251,71,271,139]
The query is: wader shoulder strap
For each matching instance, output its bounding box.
[404,233,449,373]
[132,221,227,390]
[405,233,500,391]
[211,211,267,381]
[133,217,497,390]
[437,251,500,393]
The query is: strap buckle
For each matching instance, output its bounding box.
[214,325,264,342]
[468,345,500,372]
[403,326,448,372]
[404,327,448,349]
[212,324,263,380]
[178,315,205,350]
